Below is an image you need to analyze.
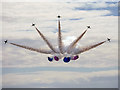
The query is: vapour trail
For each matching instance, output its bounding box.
[67,29,88,53]
[10,43,53,54]
[58,19,64,54]
[34,26,57,53]
[74,40,106,54]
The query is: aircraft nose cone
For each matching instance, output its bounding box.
[54,56,59,61]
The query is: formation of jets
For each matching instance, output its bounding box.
[4,15,110,63]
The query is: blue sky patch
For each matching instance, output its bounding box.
[52,29,68,33]
[16,30,34,32]
[69,18,83,21]
[2,66,118,75]
[74,2,118,16]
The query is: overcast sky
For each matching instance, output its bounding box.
[1,1,119,88]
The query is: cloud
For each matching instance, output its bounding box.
[74,2,118,9]
[2,2,118,88]
[0,75,2,89]
[2,2,117,39]
[2,37,118,68]
[2,70,118,88]
[1,0,120,2]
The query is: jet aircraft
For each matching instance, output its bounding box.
[4,40,8,44]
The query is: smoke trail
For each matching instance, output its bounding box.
[58,19,64,54]
[10,43,53,54]
[67,29,88,53]
[74,41,106,54]
[34,26,57,53]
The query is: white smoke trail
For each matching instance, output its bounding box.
[34,26,57,53]
[10,43,53,54]
[58,19,64,54]
[74,40,106,54]
[67,29,88,54]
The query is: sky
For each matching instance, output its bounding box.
[1,1,119,88]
